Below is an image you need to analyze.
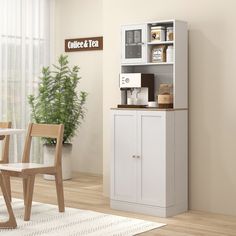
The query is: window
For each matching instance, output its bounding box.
[0,0,53,162]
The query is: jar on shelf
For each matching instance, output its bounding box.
[159,83,173,95]
[157,94,173,108]
[166,45,174,62]
[151,45,167,62]
[166,27,174,41]
[157,83,174,108]
[151,26,165,42]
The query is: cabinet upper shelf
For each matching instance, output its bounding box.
[125,41,174,46]
[147,41,174,45]
[121,62,174,66]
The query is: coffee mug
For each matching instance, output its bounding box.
[127,98,135,105]
[148,101,158,107]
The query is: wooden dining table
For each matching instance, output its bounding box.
[0,128,25,229]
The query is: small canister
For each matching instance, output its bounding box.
[166,27,174,41]
[157,83,174,108]
[166,45,174,62]
[151,26,165,42]
[157,94,173,108]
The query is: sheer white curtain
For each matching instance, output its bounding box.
[0,0,53,162]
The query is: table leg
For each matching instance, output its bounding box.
[0,173,17,229]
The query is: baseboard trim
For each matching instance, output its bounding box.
[110,199,188,217]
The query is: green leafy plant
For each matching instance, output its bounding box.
[28,54,87,144]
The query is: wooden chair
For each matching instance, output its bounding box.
[0,123,65,221]
[0,122,12,201]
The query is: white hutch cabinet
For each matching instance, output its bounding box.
[110,20,188,217]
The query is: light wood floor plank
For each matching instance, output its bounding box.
[0,172,235,236]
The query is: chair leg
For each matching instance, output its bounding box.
[24,175,35,221]
[23,178,28,206]
[0,174,17,228]
[55,170,65,212]
[2,175,11,202]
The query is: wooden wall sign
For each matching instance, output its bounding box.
[65,36,103,52]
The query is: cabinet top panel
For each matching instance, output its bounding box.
[121,19,187,27]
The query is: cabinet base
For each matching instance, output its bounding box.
[110,200,188,217]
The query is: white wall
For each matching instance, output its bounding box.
[55,0,103,174]
[103,0,236,216]
[54,0,236,217]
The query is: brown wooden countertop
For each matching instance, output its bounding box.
[111,107,188,111]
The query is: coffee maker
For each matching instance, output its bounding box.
[118,73,154,108]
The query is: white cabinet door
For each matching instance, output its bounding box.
[111,110,137,202]
[136,111,174,207]
[121,24,147,64]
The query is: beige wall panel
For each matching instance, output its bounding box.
[55,0,103,174]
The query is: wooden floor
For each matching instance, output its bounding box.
[4,172,236,236]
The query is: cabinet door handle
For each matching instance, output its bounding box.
[136,155,141,159]
[136,42,145,45]
[132,155,136,158]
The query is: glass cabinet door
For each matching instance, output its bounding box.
[122,24,147,64]
[125,29,142,59]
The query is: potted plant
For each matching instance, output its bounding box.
[28,54,87,180]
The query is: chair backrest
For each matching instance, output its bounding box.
[22,123,64,167]
[0,122,12,163]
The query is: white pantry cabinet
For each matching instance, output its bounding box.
[110,109,188,217]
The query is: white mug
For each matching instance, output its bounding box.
[127,98,134,105]
[148,101,158,107]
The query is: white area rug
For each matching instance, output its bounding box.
[0,198,166,236]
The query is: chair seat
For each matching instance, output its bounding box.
[0,163,55,175]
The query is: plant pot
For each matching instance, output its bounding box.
[43,143,72,180]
